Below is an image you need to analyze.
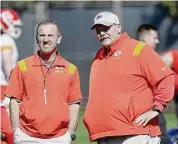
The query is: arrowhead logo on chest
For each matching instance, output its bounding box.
[55,66,65,73]
[113,50,122,58]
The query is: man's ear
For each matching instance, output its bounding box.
[117,24,121,34]
[36,34,39,44]
[57,36,62,44]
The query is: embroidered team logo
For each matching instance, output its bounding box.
[96,14,103,20]
[113,50,122,58]
[55,66,65,73]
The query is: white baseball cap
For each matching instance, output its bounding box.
[91,11,120,30]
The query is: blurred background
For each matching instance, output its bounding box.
[1,1,178,143]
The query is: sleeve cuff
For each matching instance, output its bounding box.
[153,101,166,112]
[68,99,82,105]
[5,94,22,102]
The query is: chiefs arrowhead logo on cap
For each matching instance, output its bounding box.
[96,14,103,20]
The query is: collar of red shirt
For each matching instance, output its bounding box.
[32,51,65,67]
[99,32,129,58]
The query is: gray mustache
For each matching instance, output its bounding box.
[43,41,50,45]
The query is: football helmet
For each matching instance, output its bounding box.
[0,8,23,39]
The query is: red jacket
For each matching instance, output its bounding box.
[171,49,178,92]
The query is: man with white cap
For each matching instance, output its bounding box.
[83,11,175,144]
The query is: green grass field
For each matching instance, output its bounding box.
[73,109,177,144]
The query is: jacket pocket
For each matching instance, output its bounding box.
[110,94,135,126]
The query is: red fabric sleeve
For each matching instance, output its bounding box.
[172,49,178,74]
[67,67,83,103]
[175,73,178,93]
[139,46,175,111]
[5,64,24,100]
[153,75,175,111]
[139,46,174,86]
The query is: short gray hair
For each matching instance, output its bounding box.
[36,20,61,36]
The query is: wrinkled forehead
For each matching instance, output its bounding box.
[143,30,158,38]
[38,24,59,34]
[150,30,158,37]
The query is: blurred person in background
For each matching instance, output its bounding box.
[0,8,23,144]
[136,23,170,144]
[5,20,83,144]
[83,11,175,144]
[160,49,178,124]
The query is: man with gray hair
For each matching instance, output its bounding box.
[83,11,175,144]
[5,20,83,144]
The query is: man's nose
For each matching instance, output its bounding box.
[100,31,105,35]
[98,31,106,38]
[43,36,49,41]
[43,41,49,45]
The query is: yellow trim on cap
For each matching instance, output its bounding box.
[133,42,146,56]
[0,46,12,50]
[68,63,76,74]
[18,60,27,72]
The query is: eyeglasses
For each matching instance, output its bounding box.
[95,24,117,34]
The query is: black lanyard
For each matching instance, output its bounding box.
[39,55,57,105]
